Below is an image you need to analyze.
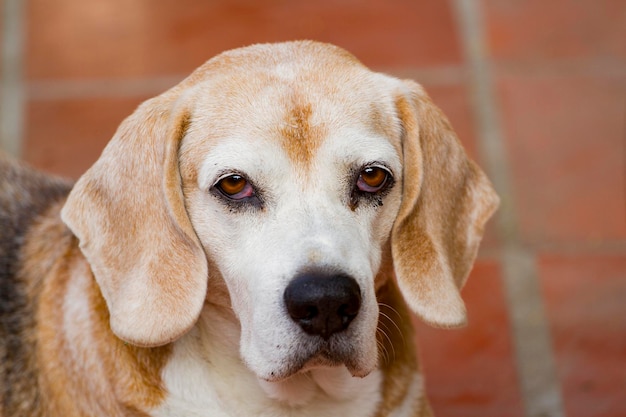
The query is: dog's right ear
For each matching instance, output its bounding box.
[390,80,499,329]
[61,93,208,348]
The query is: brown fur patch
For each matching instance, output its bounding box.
[35,234,170,416]
[279,101,325,166]
[89,267,172,411]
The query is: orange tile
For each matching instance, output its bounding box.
[425,84,479,161]
[416,261,523,417]
[24,96,148,178]
[485,0,626,64]
[498,74,626,245]
[27,0,462,80]
[539,254,626,417]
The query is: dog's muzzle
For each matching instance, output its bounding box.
[283,271,362,340]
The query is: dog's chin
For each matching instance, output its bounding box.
[255,352,379,407]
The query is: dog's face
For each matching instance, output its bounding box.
[179,63,404,379]
[61,42,499,384]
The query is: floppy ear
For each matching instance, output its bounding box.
[61,93,208,347]
[391,80,499,328]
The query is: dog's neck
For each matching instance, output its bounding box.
[152,302,384,417]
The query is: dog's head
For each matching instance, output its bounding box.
[62,41,498,382]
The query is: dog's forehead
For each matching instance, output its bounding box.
[185,42,403,168]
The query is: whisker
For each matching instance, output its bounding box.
[375,326,396,363]
[378,311,406,350]
[378,302,403,321]
[375,337,389,365]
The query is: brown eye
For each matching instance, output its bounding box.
[357,167,390,193]
[215,174,254,199]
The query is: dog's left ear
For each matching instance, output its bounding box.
[61,93,208,347]
[391,80,499,328]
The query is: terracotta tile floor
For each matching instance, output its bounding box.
[2,0,625,416]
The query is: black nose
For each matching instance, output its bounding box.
[284,271,361,340]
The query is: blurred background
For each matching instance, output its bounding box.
[1,0,624,416]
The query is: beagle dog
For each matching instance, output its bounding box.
[0,41,498,417]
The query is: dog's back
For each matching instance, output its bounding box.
[0,153,72,416]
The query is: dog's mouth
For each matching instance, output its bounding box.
[266,355,341,382]
[255,343,381,407]
[259,332,377,383]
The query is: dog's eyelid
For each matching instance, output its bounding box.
[213,170,247,185]
[363,162,393,176]
[358,159,393,172]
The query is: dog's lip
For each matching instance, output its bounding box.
[258,344,374,382]
[260,358,340,383]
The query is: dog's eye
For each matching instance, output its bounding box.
[357,167,390,193]
[215,174,255,200]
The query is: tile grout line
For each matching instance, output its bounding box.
[27,76,185,101]
[25,64,467,102]
[450,1,565,417]
[1,0,25,157]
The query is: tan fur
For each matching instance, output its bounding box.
[1,41,498,417]
[279,100,327,166]
[61,102,208,348]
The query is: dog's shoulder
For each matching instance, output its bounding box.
[0,152,73,416]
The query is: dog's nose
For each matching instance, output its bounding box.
[284,272,361,340]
